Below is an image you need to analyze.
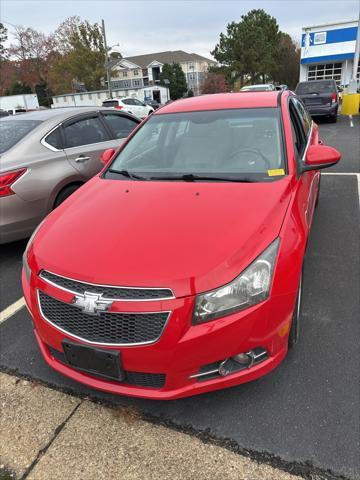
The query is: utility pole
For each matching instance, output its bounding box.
[102,19,112,99]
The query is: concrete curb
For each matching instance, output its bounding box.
[0,372,301,480]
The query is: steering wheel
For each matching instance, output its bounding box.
[227,148,272,169]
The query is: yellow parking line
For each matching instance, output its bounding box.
[0,297,26,324]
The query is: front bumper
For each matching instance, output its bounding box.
[23,268,293,400]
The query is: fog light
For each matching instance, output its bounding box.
[232,353,251,365]
[218,348,269,377]
[190,347,269,381]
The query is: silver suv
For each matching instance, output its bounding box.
[0,107,140,243]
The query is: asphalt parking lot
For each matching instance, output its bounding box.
[0,114,359,480]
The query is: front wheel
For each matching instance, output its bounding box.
[288,272,302,349]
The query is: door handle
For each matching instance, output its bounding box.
[75,156,91,163]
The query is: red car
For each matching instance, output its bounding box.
[22,91,341,399]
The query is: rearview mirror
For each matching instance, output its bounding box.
[100,148,116,165]
[302,144,341,172]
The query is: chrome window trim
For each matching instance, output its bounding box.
[41,111,131,153]
[39,270,175,301]
[37,289,172,347]
[41,123,63,152]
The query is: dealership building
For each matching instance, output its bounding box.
[299,19,360,87]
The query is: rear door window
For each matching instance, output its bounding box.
[63,116,110,148]
[0,119,42,153]
[101,113,139,139]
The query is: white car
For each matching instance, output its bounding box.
[102,97,154,118]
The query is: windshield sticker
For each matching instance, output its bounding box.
[268,169,285,177]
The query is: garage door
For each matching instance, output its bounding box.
[307,63,342,86]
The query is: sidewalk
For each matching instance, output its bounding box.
[0,372,300,480]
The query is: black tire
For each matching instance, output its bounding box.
[53,184,80,209]
[328,113,337,123]
[288,272,302,349]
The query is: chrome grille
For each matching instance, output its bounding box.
[40,270,174,301]
[38,291,170,346]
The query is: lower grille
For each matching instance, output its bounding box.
[38,291,169,346]
[48,346,166,388]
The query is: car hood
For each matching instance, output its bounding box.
[31,176,293,297]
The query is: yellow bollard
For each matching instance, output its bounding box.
[341,93,360,115]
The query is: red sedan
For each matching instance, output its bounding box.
[22,91,341,399]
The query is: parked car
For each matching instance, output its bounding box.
[0,107,140,244]
[102,97,154,118]
[23,91,341,400]
[241,84,276,91]
[276,84,288,91]
[295,79,339,122]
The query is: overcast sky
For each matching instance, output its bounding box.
[2,0,359,59]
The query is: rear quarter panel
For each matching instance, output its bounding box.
[2,132,82,212]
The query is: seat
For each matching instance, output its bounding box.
[172,120,228,173]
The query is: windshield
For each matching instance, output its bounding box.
[0,120,42,153]
[107,108,285,181]
[296,81,336,95]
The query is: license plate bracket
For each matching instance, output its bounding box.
[62,340,124,381]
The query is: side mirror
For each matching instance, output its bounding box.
[100,148,116,165]
[302,144,341,172]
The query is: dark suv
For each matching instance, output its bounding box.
[295,80,339,123]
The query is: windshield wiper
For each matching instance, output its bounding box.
[107,169,148,180]
[148,173,256,182]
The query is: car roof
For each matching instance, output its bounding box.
[0,106,132,122]
[297,79,336,83]
[244,84,273,87]
[156,92,280,114]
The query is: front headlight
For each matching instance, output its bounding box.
[193,238,280,324]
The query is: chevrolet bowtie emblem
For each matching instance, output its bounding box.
[72,291,113,315]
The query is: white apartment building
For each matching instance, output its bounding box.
[108,50,217,97]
